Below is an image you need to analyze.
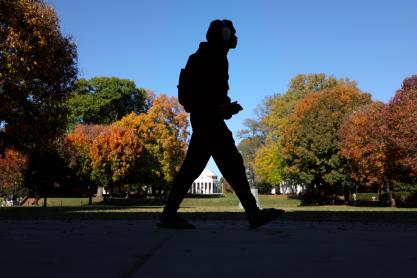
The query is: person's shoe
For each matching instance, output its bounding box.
[157,213,195,229]
[248,208,285,230]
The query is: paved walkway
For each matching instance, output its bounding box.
[1,220,416,278]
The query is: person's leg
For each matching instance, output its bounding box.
[212,125,284,229]
[211,127,259,214]
[163,131,211,215]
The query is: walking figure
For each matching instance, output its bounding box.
[158,19,284,229]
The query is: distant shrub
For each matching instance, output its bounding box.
[393,192,417,207]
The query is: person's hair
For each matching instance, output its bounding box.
[206,19,234,43]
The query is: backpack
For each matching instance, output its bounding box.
[178,52,202,113]
[177,67,192,113]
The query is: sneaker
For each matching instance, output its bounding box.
[248,208,285,230]
[157,213,195,229]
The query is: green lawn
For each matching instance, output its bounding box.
[1,193,417,222]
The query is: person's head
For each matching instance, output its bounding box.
[206,19,237,50]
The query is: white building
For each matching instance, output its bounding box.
[274,181,305,195]
[188,169,222,195]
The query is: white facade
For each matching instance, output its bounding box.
[276,181,305,195]
[188,169,222,195]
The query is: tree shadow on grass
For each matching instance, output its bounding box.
[95,197,166,207]
[1,207,417,223]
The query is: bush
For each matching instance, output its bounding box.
[379,191,417,207]
[393,192,417,207]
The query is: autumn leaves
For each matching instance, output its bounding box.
[64,94,189,194]
[241,74,416,203]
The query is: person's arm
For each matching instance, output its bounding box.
[215,101,243,119]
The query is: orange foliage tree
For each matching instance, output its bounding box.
[63,125,105,202]
[63,124,143,199]
[338,102,389,190]
[0,149,28,196]
[89,125,143,192]
[339,76,417,206]
[386,76,417,178]
[116,93,188,194]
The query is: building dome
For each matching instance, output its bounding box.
[201,169,215,178]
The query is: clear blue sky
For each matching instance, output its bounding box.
[48,0,417,177]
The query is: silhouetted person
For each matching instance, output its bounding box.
[158,19,284,230]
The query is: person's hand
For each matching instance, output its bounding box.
[216,101,243,119]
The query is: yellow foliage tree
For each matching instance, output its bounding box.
[116,94,189,192]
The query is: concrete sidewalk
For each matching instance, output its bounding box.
[1,220,416,278]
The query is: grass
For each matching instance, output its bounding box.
[1,193,417,222]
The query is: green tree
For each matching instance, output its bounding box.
[67,77,148,126]
[25,145,70,207]
[251,74,356,194]
[280,84,371,202]
[262,74,356,140]
[237,118,266,187]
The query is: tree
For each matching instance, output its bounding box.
[386,76,417,178]
[252,74,357,192]
[0,148,28,198]
[63,124,144,201]
[338,102,389,193]
[262,74,356,140]
[237,118,266,187]
[0,0,77,205]
[116,94,189,194]
[89,125,143,195]
[25,145,70,207]
[63,124,105,204]
[280,84,371,201]
[0,0,77,153]
[241,74,356,195]
[67,77,148,126]
[253,143,284,191]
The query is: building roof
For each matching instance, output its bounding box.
[193,169,218,183]
[201,169,215,178]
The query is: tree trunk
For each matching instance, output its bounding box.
[389,190,396,207]
[96,186,103,198]
[43,195,47,207]
[88,185,92,205]
[343,189,350,205]
[125,184,130,199]
[34,186,39,205]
